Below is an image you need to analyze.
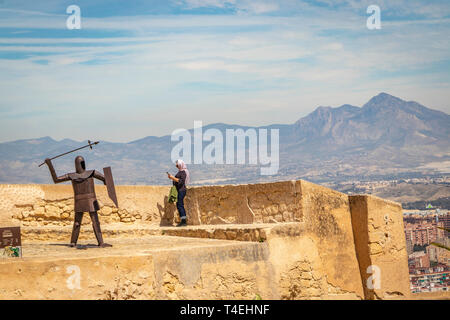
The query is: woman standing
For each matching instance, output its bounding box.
[167,159,190,227]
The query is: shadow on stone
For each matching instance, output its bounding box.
[157,195,176,227]
[49,243,102,249]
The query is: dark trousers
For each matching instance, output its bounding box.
[176,189,187,219]
[70,211,104,245]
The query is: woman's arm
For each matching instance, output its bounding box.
[168,172,185,186]
[167,173,179,183]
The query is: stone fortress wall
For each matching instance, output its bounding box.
[0,180,433,300]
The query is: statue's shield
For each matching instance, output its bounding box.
[103,167,118,208]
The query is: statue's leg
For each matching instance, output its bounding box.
[70,212,83,247]
[90,211,112,247]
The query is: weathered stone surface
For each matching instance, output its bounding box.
[0,185,172,227]
[0,180,420,300]
[0,237,272,300]
[1,181,321,230]
[298,180,364,299]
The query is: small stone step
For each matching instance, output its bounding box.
[161,222,305,242]
[21,222,305,243]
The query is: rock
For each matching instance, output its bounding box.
[100,206,113,216]
[226,231,237,240]
[61,212,70,219]
[242,233,251,241]
[214,230,227,240]
[268,217,278,223]
[282,211,293,221]
[210,216,229,225]
[369,242,383,255]
[45,205,60,218]
[33,206,45,216]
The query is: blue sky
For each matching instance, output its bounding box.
[0,0,449,142]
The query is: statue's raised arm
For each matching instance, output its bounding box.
[45,158,70,183]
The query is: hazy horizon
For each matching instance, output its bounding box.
[0,92,447,144]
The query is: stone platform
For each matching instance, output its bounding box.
[20,222,303,243]
[0,179,433,299]
[1,222,365,300]
[1,235,269,300]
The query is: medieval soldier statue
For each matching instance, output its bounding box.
[44,155,117,248]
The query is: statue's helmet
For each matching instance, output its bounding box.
[75,156,86,173]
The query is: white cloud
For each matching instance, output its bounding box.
[176,0,235,9]
[0,1,449,142]
[176,0,279,14]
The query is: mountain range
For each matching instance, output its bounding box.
[1,93,449,186]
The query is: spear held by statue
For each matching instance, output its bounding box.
[38,140,99,167]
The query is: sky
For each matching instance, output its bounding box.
[0,0,449,143]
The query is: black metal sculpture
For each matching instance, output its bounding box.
[42,142,118,248]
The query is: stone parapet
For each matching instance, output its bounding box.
[0,180,417,300]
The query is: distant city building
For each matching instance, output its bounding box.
[409,251,430,268]
[406,238,414,255]
[409,265,449,294]
[404,210,449,293]
[427,245,438,262]
[440,212,450,239]
[427,243,450,265]
[405,222,438,246]
[403,210,448,250]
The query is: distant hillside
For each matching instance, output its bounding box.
[0,93,449,185]
[402,197,450,210]
[372,182,450,203]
